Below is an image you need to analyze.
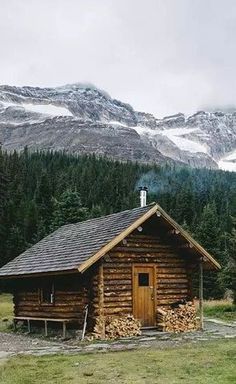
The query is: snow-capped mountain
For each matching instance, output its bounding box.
[0,83,236,171]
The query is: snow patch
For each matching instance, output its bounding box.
[133,125,209,154]
[218,150,236,172]
[109,121,128,127]
[133,126,157,136]
[21,103,73,116]
[162,127,208,154]
[0,101,73,117]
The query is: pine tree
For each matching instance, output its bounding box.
[225,218,236,304]
[34,172,53,232]
[196,203,223,298]
[51,189,88,230]
[0,148,8,266]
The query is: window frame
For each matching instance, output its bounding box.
[39,282,55,306]
[138,272,150,287]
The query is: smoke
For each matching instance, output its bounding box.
[135,170,173,196]
[135,166,226,201]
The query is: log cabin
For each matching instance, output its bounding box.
[0,195,220,338]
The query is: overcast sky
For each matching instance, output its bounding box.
[1,0,236,117]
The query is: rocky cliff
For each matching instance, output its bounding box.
[0,83,235,170]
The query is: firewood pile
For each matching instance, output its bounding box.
[156,301,198,332]
[92,314,141,339]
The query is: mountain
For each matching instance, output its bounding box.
[0,83,236,171]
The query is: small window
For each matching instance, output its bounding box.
[40,283,54,305]
[138,273,149,286]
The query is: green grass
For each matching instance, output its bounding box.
[0,340,235,384]
[202,300,236,322]
[0,294,13,332]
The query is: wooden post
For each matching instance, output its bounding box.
[62,322,66,339]
[27,319,31,333]
[81,304,89,340]
[98,262,105,338]
[199,259,204,330]
[44,320,48,337]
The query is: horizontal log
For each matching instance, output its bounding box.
[93,307,132,316]
[16,293,86,301]
[127,235,161,240]
[157,289,188,294]
[103,262,132,268]
[125,243,171,249]
[103,285,132,292]
[156,263,185,268]
[105,259,185,267]
[104,302,132,308]
[157,283,188,289]
[156,293,189,299]
[129,234,159,240]
[94,296,132,304]
[104,307,132,315]
[157,273,188,279]
[54,294,87,301]
[156,298,188,305]
[104,296,132,303]
[15,305,84,313]
[15,301,86,308]
[156,268,187,274]
[103,268,132,274]
[111,250,183,258]
[16,311,84,319]
[104,280,131,286]
[104,273,132,280]
[104,291,132,297]
[124,259,185,266]
[55,291,87,295]
[93,287,130,295]
[157,279,189,286]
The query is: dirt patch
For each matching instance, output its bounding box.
[0,319,235,359]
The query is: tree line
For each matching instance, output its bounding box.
[0,148,235,302]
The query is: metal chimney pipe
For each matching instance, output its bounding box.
[139,186,148,207]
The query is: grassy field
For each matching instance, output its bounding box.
[0,294,13,332]
[0,295,235,383]
[200,299,236,322]
[0,340,235,384]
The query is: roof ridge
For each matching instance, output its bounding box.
[61,202,156,228]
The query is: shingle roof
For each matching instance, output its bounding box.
[0,204,155,277]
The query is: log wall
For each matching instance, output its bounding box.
[13,274,90,326]
[13,231,193,330]
[100,232,191,318]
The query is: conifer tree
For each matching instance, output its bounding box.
[51,189,88,230]
[0,147,7,266]
[225,218,236,304]
[196,203,223,298]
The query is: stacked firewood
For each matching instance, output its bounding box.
[92,314,141,339]
[157,301,198,332]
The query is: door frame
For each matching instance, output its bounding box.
[132,264,157,327]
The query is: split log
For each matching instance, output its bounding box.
[156,301,198,332]
[92,314,141,339]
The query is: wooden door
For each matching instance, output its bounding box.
[133,265,155,327]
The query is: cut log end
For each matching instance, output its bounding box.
[90,314,141,340]
[157,301,198,333]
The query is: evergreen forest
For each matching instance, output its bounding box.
[0,148,235,302]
